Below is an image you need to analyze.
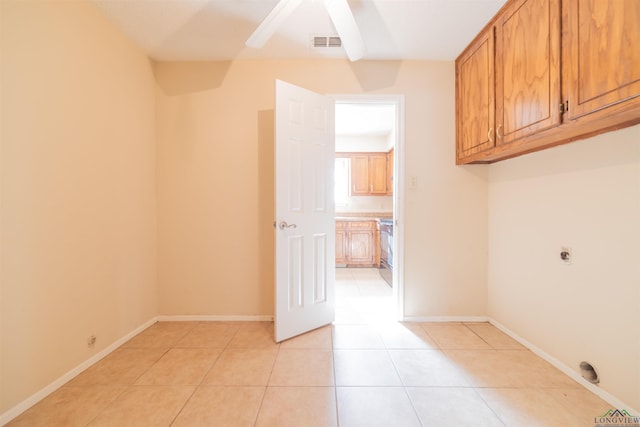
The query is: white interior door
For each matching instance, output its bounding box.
[274,80,335,342]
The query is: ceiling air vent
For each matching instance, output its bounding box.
[313,36,342,48]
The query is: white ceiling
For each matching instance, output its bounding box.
[336,103,396,137]
[92,0,506,61]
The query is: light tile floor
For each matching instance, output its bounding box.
[8,268,611,426]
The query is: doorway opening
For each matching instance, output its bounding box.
[332,96,404,324]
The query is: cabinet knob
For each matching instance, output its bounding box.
[497,124,503,139]
[487,127,493,143]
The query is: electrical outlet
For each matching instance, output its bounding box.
[560,246,572,265]
[87,335,96,348]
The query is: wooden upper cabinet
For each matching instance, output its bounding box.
[349,153,388,196]
[455,0,640,164]
[386,148,394,195]
[456,27,495,160]
[369,154,388,194]
[351,155,370,195]
[563,0,640,120]
[495,0,561,145]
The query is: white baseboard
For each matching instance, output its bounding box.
[1,313,275,424]
[157,314,274,322]
[0,313,275,424]
[402,315,489,323]
[488,318,640,415]
[4,314,636,424]
[0,316,158,426]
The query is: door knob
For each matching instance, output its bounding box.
[279,221,297,230]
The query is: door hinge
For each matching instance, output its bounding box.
[559,100,569,113]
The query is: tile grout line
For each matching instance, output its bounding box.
[385,344,426,427]
[331,323,341,427]
[81,386,129,427]
[251,327,281,427]
[170,322,227,426]
[469,387,509,427]
[84,322,196,426]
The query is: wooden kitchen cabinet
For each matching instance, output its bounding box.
[347,221,376,264]
[456,0,640,164]
[335,221,347,264]
[563,0,640,122]
[457,0,561,162]
[495,0,561,145]
[456,25,495,160]
[340,152,390,196]
[335,220,377,266]
[350,155,370,195]
[386,148,394,195]
[369,154,388,194]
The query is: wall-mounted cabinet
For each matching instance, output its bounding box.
[456,25,495,159]
[563,0,640,121]
[337,151,393,196]
[456,0,640,164]
[386,148,394,196]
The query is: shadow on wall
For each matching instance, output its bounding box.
[347,0,402,91]
[488,125,640,182]
[258,109,275,313]
[153,61,232,95]
[349,60,403,92]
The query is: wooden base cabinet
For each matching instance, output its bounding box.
[456,0,640,164]
[335,221,347,265]
[335,220,378,267]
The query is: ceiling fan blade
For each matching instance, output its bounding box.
[324,0,366,61]
[246,0,303,48]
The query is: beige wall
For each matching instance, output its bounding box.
[3,0,637,416]
[337,194,393,214]
[155,60,489,317]
[488,125,640,410]
[1,0,158,412]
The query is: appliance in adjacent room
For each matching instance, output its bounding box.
[379,218,393,286]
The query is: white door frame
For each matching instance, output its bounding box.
[332,94,405,320]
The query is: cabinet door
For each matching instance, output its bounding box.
[369,154,388,194]
[564,0,640,120]
[495,0,561,144]
[347,229,374,264]
[456,26,496,161]
[335,227,347,264]
[336,221,347,264]
[350,155,370,195]
[386,149,394,195]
